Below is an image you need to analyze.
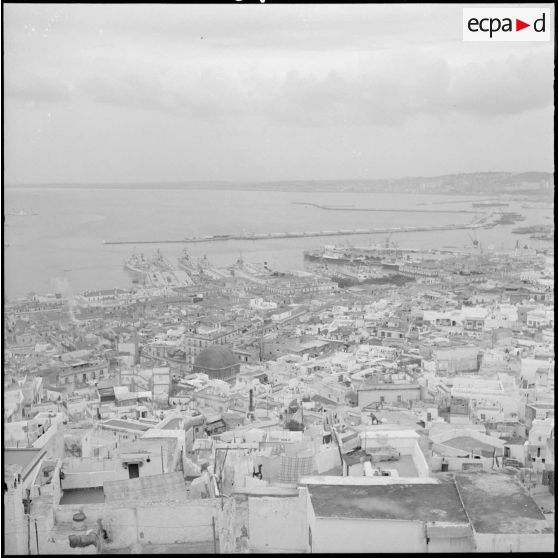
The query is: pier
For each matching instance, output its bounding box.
[291,202,478,213]
[103,222,482,246]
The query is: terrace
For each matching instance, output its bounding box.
[306,476,468,523]
[455,471,552,535]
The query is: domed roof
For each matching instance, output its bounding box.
[288,399,300,411]
[194,345,238,370]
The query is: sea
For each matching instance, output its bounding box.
[3,186,553,301]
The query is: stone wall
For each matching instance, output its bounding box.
[51,499,220,552]
[474,532,554,552]
[248,493,308,552]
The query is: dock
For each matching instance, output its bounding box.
[103,222,482,246]
[291,202,478,214]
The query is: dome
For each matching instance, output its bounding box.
[194,345,238,370]
[288,399,300,412]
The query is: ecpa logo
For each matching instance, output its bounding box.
[463,8,551,41]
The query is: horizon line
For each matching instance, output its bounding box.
[4,170,554,188]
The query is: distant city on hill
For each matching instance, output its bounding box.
[9,171,554,196]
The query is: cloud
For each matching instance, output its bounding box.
[79,71,166,112]
[3,3,554,137]
[5,42,553,131]
[2,4,461,52]
[245,50,552,127]
[449,52,554,116]
[4,73,72,103]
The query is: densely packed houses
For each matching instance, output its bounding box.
[3,248,554,553]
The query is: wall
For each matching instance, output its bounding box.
[217,494,250,553]
[136,501,217,545]
[62,470,117,489]
[61,457,120,489]
[358,386,421,407]
[426,523,476,553]
[506,443,526,464]
[61,449,174,490]
[314,446,342,474]
[474,532,554,552]
[53,500,219,551]
[3,485,27,554]
[32,423,65,460]
[248,494,308,553]
[144,428,187,454]
[435,348,479,374]
[474,407,504,423]
[431,455,494,472]
[29,459,63,501]
[29,506,56,556]
[216,495,239,553]
[21,456,47,494]
[312,380,348,405]
[81,430,119,458]
[312,517,426,553]
[361,432,414,450]
[412,441,430,477]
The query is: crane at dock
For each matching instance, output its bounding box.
[467,231,484,254]
[467,231,479,248]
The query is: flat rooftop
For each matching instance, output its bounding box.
[104,472,187,504]
[455,472,551,534]
[443,436,504,457]
[59,487,105,505]
[308,477,468,523]
[161,418,182,430]
[3,448,46,481]
[3,448,43,469]
[102,419,150,432]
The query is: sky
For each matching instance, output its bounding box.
[3,3,555,184]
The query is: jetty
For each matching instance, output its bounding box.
[103,222,483,246]
[291,202,478,213]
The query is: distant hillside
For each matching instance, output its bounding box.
[9,171,554,196]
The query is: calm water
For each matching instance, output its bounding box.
[3,187,553,300]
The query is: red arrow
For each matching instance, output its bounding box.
[516,19,530,31]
